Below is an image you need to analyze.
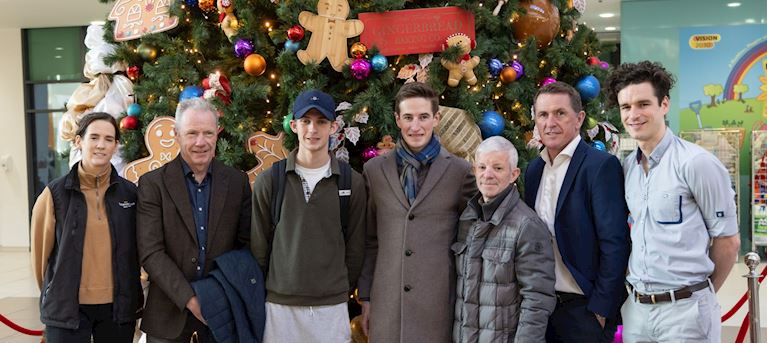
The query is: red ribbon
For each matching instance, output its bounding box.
[721,263,767,322]
[0,314,43,336]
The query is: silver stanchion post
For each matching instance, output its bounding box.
[745,252,761,343]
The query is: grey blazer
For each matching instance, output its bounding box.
[358,147,476,343]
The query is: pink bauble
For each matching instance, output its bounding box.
[362,146,379,162]
[350,59,372,80]
[541,77,557,87]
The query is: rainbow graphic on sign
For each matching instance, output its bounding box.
[724,39,767,100]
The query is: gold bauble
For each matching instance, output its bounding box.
[511,0,561,48]
[198,0,216,12]
[350,42,367,59]
[499,67,517,84]
[137,43,158,61]
[244,53,267,76]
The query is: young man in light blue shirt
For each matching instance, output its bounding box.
[606,61,740,343]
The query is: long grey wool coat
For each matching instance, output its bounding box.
[358,147,476,343]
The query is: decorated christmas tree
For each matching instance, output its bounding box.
[94,0,619,183]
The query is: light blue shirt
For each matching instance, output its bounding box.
[624,129,738,293]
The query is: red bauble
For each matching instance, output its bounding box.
[120,116,139,130]
[587,56,600,65]
[127,66,140,80]
[287,25,305,41]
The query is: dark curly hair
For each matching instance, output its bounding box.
[605,61,676,107]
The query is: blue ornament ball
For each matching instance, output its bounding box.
[185,0,198,6]
[592,140,606,151]
[479,111,505,138]
[371,54,388,72]
[487,58,503,78]
[575,75,601,102]
[179,85,204,102]
[284,40,300,53]
[126,103,142,117]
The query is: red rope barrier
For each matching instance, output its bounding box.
[734,313,750,343]
[0,314,43,336]
[721,263,767,322]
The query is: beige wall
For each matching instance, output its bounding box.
[0,28,30,248]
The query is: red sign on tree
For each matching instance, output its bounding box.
[358,7,476,56]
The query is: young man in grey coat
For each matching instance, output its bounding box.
[358,82,476,342]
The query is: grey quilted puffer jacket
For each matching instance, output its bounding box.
[452,186,555,343]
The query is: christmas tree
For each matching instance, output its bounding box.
[97,0,618,181]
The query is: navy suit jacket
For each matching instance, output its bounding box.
[524,140,630,318]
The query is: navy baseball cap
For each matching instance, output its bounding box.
[292,89,336,120]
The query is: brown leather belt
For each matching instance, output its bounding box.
[629,280,710,304]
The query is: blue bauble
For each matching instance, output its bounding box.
[284,40,300,53]
[371,54,388,72]
[126,103,142,117]
[179,86,204,101]
[575,75,601,102]
[487,58,503,78]
[479,111,505,138]
[185,0,198,6]
[592,140,606,151]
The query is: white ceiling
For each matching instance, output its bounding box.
[0,0,621,37]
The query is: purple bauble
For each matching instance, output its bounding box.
[362,146,379,162]
[511,60,525,80]
[350,59,372,80]
[541,77,557,87]
[233,38,254,59]
[599,61,610,70]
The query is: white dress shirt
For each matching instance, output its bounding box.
[535,135,584,294]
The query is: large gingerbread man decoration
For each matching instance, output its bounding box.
[123,116,180,183]
[440,33,481,87]
[297,0,364,72]
[245,131,289,185]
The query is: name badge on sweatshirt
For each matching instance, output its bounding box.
[118,201,136,209]
[339,189,351,197]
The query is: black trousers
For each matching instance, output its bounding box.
[545,292,618,343]
[45,303,135,343]
[146,313,213,343]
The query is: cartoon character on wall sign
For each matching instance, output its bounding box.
[297,0,364,72]
[123,116,180,184]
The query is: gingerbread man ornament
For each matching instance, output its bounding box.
[245,131,289,185]
[440,33,481,87]
[297,0,364,72]
[123,116,180,184]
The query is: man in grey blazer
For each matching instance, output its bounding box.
[358,82,476,343]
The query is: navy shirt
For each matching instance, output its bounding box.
[181,159,212,280]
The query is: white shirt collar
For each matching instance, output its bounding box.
[541,135,581,166]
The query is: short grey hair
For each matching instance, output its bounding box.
[475,136,519,169]
[175,97,219,130]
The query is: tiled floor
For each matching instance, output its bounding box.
[1,249,766,342]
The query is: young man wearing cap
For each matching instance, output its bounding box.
[251,89,367,343]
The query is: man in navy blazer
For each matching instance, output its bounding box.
[524,82,630,342]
